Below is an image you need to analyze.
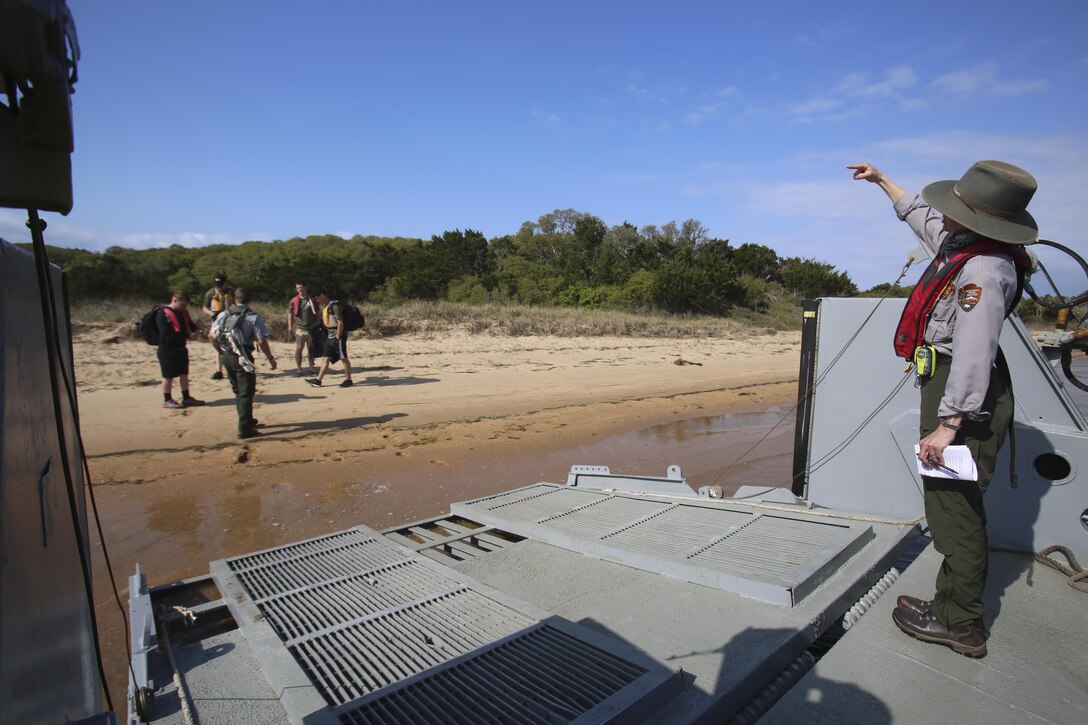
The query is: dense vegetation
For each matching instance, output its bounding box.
[33,210,860,319]
[30,208,1073,332]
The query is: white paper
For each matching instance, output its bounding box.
[914,444,978,481]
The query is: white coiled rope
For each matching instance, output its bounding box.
[842,567,901,630]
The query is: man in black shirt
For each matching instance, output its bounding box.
[158,291,206,409]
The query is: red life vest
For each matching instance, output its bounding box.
[291,294,315,318]
[893,241,1030,360]
[162,306,190,335]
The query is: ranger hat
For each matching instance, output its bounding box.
[922,160,1038,244]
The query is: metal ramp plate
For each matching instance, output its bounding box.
[210,526,680,724]
[451,484,874,606]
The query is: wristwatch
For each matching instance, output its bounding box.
[939,417,962,431]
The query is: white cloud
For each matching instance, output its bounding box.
[626,83,671,104]
[931,63,996,94]
[930,63,1048,97]
[789,96,843,119]
[790,66,921,123]
[684,86,741,126]
[530,109,562,128]
[794,18,852,50]
[990,78,1049,96]
[835,65,918,98]
[0,207,264,253]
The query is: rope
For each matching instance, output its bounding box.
[599,488,926,526]
[157,606,199,725]
[1034,545,1088,593]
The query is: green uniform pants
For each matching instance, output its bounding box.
[919,357,1012,627]
[221,351,257,435]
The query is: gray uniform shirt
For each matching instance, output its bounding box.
[893,193,1021,419]
[211,307,271,347]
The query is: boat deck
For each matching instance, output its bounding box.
[763,544,1087,724]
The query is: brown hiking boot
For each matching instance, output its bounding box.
[895,594,932,617]
[892,607,987,658]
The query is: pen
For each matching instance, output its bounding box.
[926,456,960,478]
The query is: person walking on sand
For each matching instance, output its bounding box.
[307,289,353,388]
[850,160,1036,658]
[203,273,235,381]
[210,286,277,438]
[157,291,206,409]
[287,281,318,377]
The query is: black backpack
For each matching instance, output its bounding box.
[332,301,365,332]
[136,306,163,345]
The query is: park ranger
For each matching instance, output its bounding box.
[849,160,1037,658]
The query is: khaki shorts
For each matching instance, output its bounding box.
[294,328,312,352]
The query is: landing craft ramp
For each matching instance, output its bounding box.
[449,483,876,606]
[132,493,920,724]
[206,526,683,724]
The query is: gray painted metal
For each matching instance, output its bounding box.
[210,525,682,724]
[802,298,1088,562]
[336,619,676,725]
[455,523,920,723]
[566,463,696,496]
[126,566,155,725]
[0,238,101,722]
[762,543,1088,724]
[452,484,875,606]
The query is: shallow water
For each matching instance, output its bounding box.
[531,406,795,490]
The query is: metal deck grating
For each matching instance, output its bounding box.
[451,484,875,605]
[487,487,605,522]
[603,504,753,557]
[544,496,671,537]
[211,524,682,722]
[294,589,535,705]
[229,532,409,600]
[336,624,649,724]
[256,561,461,642]
[689,516,854,578]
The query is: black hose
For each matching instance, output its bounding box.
[1061,347,1088,392]
[1025,240,1088,309]
[27,211,115,713]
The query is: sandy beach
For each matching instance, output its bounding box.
[77,323,802,704]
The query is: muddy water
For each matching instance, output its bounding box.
[89,405,794,710]
[534,406,796,489]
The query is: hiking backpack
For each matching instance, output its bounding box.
[217,306,249,348]
[333,301,366,332]
[136,305,164,345]
[217,306,257,372]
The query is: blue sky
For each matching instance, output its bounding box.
[3,0,1087,292]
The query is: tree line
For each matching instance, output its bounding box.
[36,209,867,315]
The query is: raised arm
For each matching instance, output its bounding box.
[848,163,906,203]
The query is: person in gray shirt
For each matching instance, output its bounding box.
[850,160,1037,658]
[210,286,278,438]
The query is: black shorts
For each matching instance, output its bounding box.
[321,336,348,364]
[157,345,189,379]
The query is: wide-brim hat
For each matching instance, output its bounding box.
[922,160,1038,244]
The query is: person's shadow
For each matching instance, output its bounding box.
[258,412,408,436]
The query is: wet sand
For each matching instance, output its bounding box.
[77,325,801,707]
